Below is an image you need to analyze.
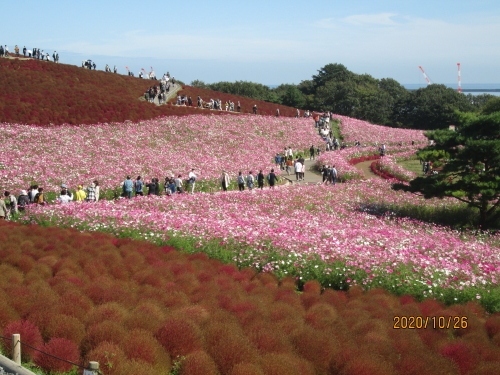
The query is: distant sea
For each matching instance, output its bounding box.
[267,83,500,96]
[403,83,500,96]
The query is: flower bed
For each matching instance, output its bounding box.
[334,115,428,146]
[0,115,318,195]
[20,182,500,306]
[371,157,418,182]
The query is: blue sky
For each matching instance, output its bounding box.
[2,0,499,85]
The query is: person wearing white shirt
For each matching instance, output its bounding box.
[57,190,72,204]
[188,169,197,194]
[294,160,302,181]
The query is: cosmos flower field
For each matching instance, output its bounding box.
[0,115,318,195]
[2,113,500,374]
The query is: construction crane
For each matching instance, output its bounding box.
[418,66,432,85]
[457,63,462,93]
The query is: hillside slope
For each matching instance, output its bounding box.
[0,58,299,125]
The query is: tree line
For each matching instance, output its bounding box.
[191,63,499,130]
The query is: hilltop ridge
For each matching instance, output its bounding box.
[0,58,300,125]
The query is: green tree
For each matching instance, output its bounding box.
[394,112,500,229]
[207,80,273,101]
[190,79,208,88]
[481,96,500,115]
[312,63,353,88]
[274,84,306,108]
[395,85,474,130]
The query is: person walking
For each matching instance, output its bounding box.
[4,191,17,218]
[175,175,184,193]
[257,170,265,190]
[309,145,315,160]
[246,171,255,190]
[122,176,133,198]
[294,159,302,181]
[221,171,230,192]
[268,169,278,189]
[330,165,338,185]
[237,171,245,191]
[188,169,197,194]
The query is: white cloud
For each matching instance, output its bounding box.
[342,13,399,26]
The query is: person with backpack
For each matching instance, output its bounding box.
[4,191,17,218]
[17,190,30,212]
[134,176,144,196]
[321,165,330,184]
[237,171,245,191]
[122,176,133,198]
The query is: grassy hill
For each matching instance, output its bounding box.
[0,58,299,125]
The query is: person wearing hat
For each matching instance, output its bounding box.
[75,185,86,202]
[61,184,73,200]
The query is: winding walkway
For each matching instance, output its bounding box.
[283,157,381,185]
[354,159,381,179]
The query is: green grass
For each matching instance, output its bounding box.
[398,159,424,175]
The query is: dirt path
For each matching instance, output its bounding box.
[354,160,381,179]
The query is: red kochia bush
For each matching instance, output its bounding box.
[439,340,479,374]
[86,342,127,375]
[179,350,219,375]
[229,362,265,375]
[35,337,80,373]
[155,316,204,358]
[260,352,315,375]
[2,320,43,362]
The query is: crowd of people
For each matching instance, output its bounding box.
[0,182,89,220]
[0,44,59,62]
[144,73,176,103]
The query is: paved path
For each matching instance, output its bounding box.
[153,83,181,106]
[282,157,382,185]
[282,158,323,185]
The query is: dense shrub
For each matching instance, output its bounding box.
[0,59,299,125]
[35,337,80,373]
[2,320,43,362]
[1,221,500,374]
